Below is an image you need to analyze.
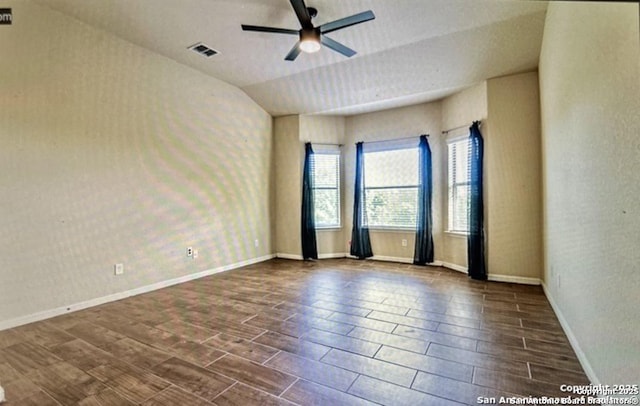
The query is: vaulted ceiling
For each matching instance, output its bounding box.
[39,0,548,116]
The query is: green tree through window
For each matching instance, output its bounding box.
[363,147,419,228]
[312,153,340,228]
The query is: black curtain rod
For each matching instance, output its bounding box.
[442,121,482,135]
[356,134,428,145]
[304,141,343,147]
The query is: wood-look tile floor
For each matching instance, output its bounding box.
[0,259,591,405]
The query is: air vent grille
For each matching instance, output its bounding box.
[188,43,218,57]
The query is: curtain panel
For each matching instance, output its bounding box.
[467,121,487,280]
[301,143,318,260]
[350,142,373,259]
[413,135,435,265]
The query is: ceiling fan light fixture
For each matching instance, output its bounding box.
[300,39,321,53]
[299,29,321,53]
[241,1,375,61]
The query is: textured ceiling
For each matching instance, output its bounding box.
[39,0,548,116]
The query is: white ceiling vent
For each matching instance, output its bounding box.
[188,42,218,58]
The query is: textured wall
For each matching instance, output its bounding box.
[440,82,488,267]
[485,72,543,279]
[273,116,301,257]
[0,2,273,323]
[539,2,640,383]
[300,116,347,256]
[273,115,347,258]
[344,103,444,262]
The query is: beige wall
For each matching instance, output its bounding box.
[485,72,542,280]
[299,115,345,145]
[273,115,346,257]
[344,103,443,262]
[539,2,640,383]
[441,82,488,132]
[273,116,301,257]
[0,2,273,323]
[439,74,543,281]
[300,116,347,257]
[441,83,488,267]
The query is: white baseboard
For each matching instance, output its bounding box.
[347,255,444,267]
[442,261,468,273]
[275,253,304,260]
[372,255,413,264]
[0,254,275,332]
[488,274,541,285]
[318,252,347,259]
[276,253,348,260]
[279,255,538,285]
[541,281,599,385]
[441,262,541,285]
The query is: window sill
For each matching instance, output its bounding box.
[445,231,468,238]
[367,227,415,233]
[316,226,342,231]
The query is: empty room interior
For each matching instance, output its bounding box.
[0,0,638,405]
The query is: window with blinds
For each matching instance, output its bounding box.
[363,147,419,228]
[448,138,470,233]
[312,153,340,228]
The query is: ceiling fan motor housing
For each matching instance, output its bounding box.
[299,27,321,53]
[300,27,320,43]
[241,0,375,60]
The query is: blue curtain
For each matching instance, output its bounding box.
[467,121,487,280]
[350,142,373,259]
[414,135,434,265]
[301,143,318,260]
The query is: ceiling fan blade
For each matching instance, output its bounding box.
[241,25,299,35]
[319,10,375,35]
[285,42,303,61]
[321,35,356,58]
[289,0,313,30]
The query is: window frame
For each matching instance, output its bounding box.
[362,145,420,231]
[311,150,341,230]
[447,135,471,235]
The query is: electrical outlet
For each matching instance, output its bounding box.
[114,263,124,275]
[401,239,407,247]
[193,249,199,259]
[254,239,259,248]
[187,247,193,257]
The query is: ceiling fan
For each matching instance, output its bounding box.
[241,0,375,61]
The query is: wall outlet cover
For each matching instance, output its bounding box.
[114,263,124,275]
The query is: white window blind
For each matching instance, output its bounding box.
[312,152,340,228]
[363,147,419,228]
[448,138,470,233]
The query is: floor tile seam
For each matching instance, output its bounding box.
[203,354,296,398]
[301,328,421,357]
[318,348,424,388]
[368,348,476,384]
[262,347,398,393]
[349,373,470,406]
[142,383,217,405]
[423,347,529,378]
[347,328,431,354]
